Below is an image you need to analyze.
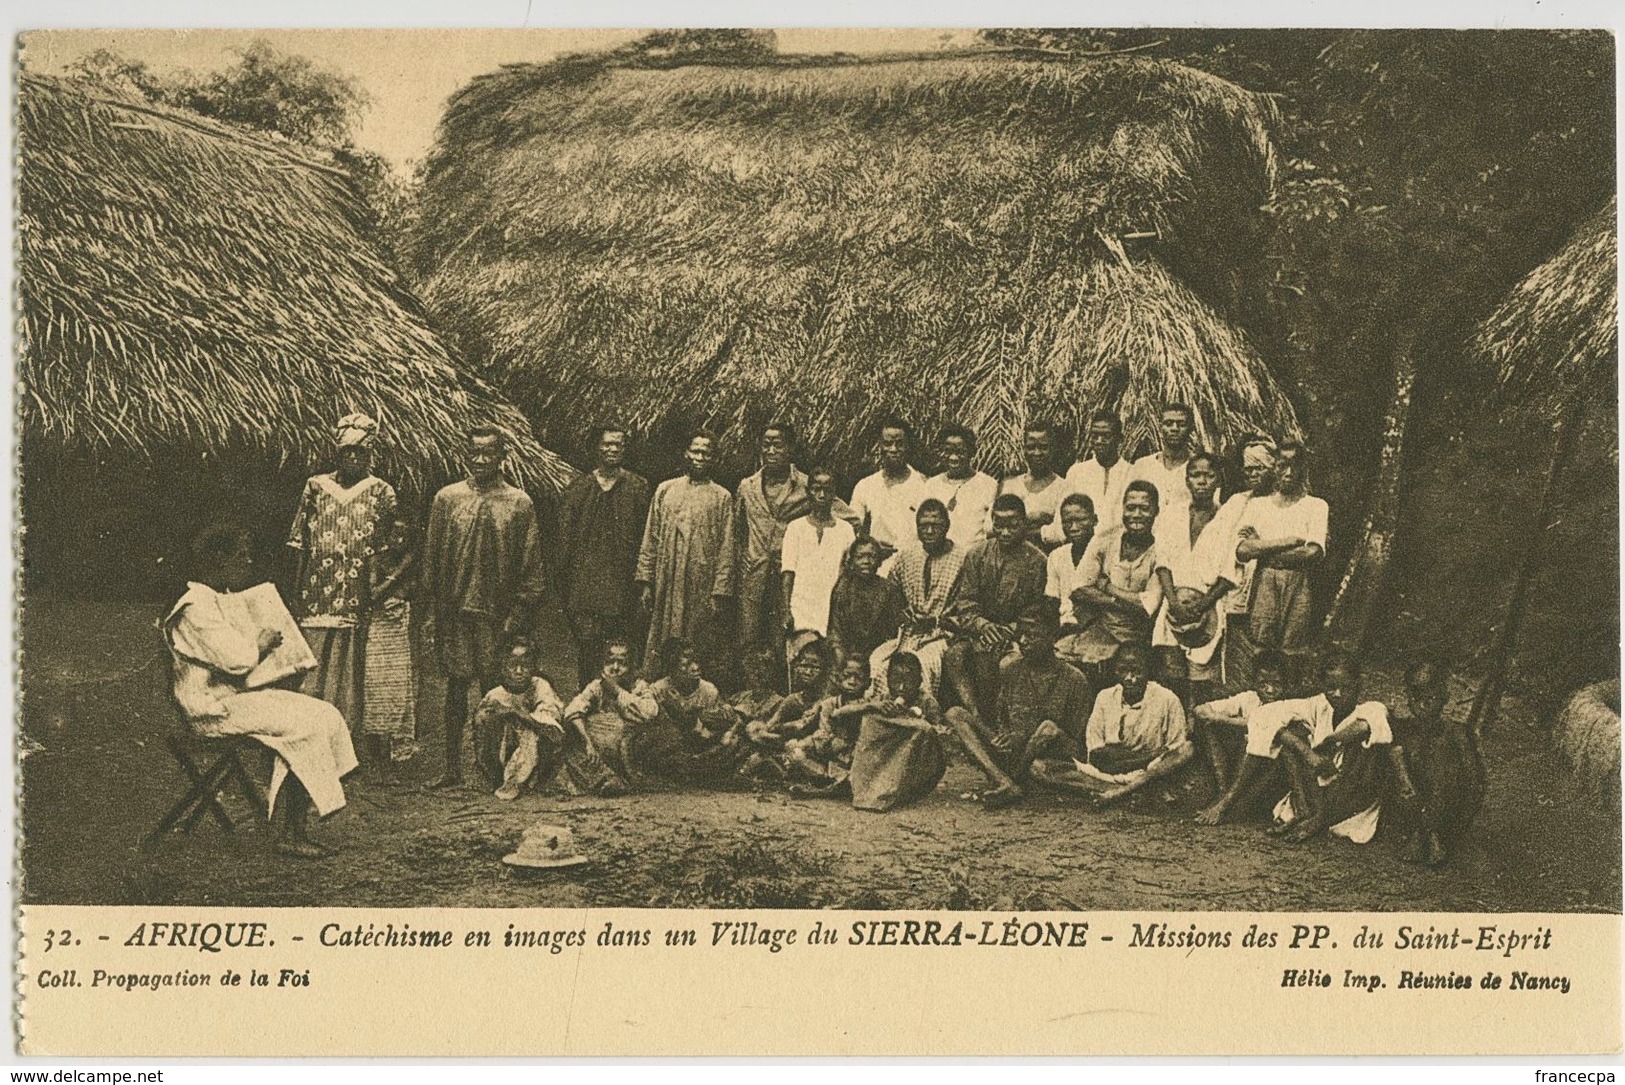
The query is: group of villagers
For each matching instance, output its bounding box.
[164,407,1484,868]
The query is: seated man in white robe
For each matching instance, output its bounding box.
[164,524,358,859]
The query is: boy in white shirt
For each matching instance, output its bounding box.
[850,416,927,575]
[1032,642,1192,807]
[1197,651,1399,844]
[780,465,857,638]
[1045,493,1099,631]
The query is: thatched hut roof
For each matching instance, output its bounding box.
[18,73,574,496]
[409,50,1300,477]
[1473,197,1618,412]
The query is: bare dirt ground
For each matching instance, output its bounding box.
[18,596,1621,912]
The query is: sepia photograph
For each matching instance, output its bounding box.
[14,25,1619,928]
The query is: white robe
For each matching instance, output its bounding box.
[165,583,357,816]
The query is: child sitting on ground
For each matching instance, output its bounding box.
[478,642,568,800]
[1238,650,1406,844]
[785,655,878,795]
[848,651,951,812]
[563,638,660,790]
[741,635,831,775]
[1032,641,1192,807]
[648,638,745,784]
[1191,650,1291,823]
[1391,658,1484,868]
[728,648,787,733]
[651,637,724,730]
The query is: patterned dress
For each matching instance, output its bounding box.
[869,541,967,698]
[286,473,398,733]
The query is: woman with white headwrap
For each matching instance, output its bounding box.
[286,413,408,779]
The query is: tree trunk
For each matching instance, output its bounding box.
[1323,330,1419,649]
[1466,394,1586,736]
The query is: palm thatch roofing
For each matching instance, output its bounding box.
[18,73,574,496]
[409,50,1301,477]
[1473,196,1618,413]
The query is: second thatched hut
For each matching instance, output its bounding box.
[409,49,1300,479]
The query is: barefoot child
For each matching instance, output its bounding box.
[742,635,831,769]
[1190,649,1290,816]
[1243,651,1402,844]
[563,639,661,789]
[1032,640,1192,807]
[1392,659,1483,867]
[849,652,951,812]
[945,601,1092,810]
[479,643,568,800]
[649,638,746,784]
[785,655,876,793]
[728,648,787,733]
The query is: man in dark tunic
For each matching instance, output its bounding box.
[422,425,546,789]
[557,425,652,687]
[944,492,1049,727]
[944,603,1090,810]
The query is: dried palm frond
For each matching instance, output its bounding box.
[18,73,575,496]
[410,50,1298,475]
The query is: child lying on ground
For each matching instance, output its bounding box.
[1391,659,1484,868]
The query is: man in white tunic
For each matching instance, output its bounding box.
[1219,437,1278,690]
[923,425,998,550]
[1063,410,1133,532]
[1044,493,1099,634]
[997,420,1069,549]
[1152,453,1246,696]
[1235,440,1328,682]
[780,466,857,639]
[850,417,928,575]
[1129,403,1199,510]
[165,525,357,859]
